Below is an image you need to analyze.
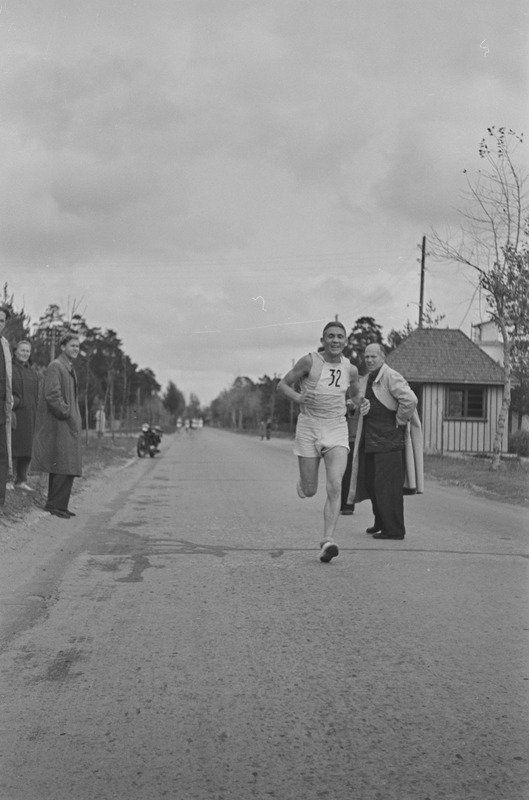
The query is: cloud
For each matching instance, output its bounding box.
[0,0,526,406]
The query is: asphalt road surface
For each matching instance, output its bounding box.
[0,428,528,800]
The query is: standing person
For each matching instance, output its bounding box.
[278,321,369,563]
[265,418,272,440]
[346,343,423,540]
[95,403,106,438]
[0,307,14,508]
[11,340,39,491]
[32,333,82,519]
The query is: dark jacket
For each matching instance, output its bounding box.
[12,360,40,457]
[31,354,82,476]
[363,394,405,453]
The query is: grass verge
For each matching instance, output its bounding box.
[1,434,139,526]
[424,454,529,507]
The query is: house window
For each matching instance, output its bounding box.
[446,386,486,419]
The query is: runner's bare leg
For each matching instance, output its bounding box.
[322,447,348,540]
[297,456,320,497]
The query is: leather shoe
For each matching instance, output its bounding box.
[48,509,70,519]
[366,525,382,534]
[372,532,405,540]
[66,511,76,517]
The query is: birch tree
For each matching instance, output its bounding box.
[431,127,528,469]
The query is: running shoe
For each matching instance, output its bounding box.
[15,482,34,492]
[319,540,339,563]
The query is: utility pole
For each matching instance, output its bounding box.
[418,235,426,328]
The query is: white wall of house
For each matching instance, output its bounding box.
[420,383,508,454]
[471,321,504,365]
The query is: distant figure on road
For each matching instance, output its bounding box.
[278,321,368,563]
[11,340,39,492]
[32,332,82,519]
[95,404,106,438]
[345,343,423,540]
[0,306,14,509]
[265,418,272,440]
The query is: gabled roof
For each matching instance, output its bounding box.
[386,328,505,385]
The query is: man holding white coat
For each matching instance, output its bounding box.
[347,342,423,541]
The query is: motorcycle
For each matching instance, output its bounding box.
[137,423,162,458]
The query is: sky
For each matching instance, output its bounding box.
[0,0,527,405]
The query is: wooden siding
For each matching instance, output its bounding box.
[420,384,507,454]
[420,384,443,453]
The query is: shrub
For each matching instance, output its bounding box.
[508,429,529,457]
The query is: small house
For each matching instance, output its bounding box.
[386,328,507,455]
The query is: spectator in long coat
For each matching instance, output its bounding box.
[0,306,14,508]
[11,340,40,491]
[345,343,423,540]
[32,333,82,519]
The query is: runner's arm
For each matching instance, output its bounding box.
[277,355,312,404]
[347,366,370,415]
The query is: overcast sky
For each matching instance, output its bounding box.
[1,0,527,404]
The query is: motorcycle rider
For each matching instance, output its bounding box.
[140,423,162,453]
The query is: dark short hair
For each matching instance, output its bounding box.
[59,331,80,347]
[15,340,32,349]
[0,306,11,320]
[322,320,346,335]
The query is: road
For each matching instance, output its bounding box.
[0,428,528,800]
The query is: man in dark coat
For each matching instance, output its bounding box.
[348,343,422,541]
[32,333,82,519]
[0,306,14,508]
[11,340,39,491]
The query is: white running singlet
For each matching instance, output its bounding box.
[299,352,353,420]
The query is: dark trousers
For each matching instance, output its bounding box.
[13,456,31,484]
[340,442,355,510]
[364,450,405,537]
[45,473,75,512]
[0,423,7,506]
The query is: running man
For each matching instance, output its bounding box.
[278,321,369,563]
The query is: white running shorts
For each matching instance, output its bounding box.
[293,415,349,458]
